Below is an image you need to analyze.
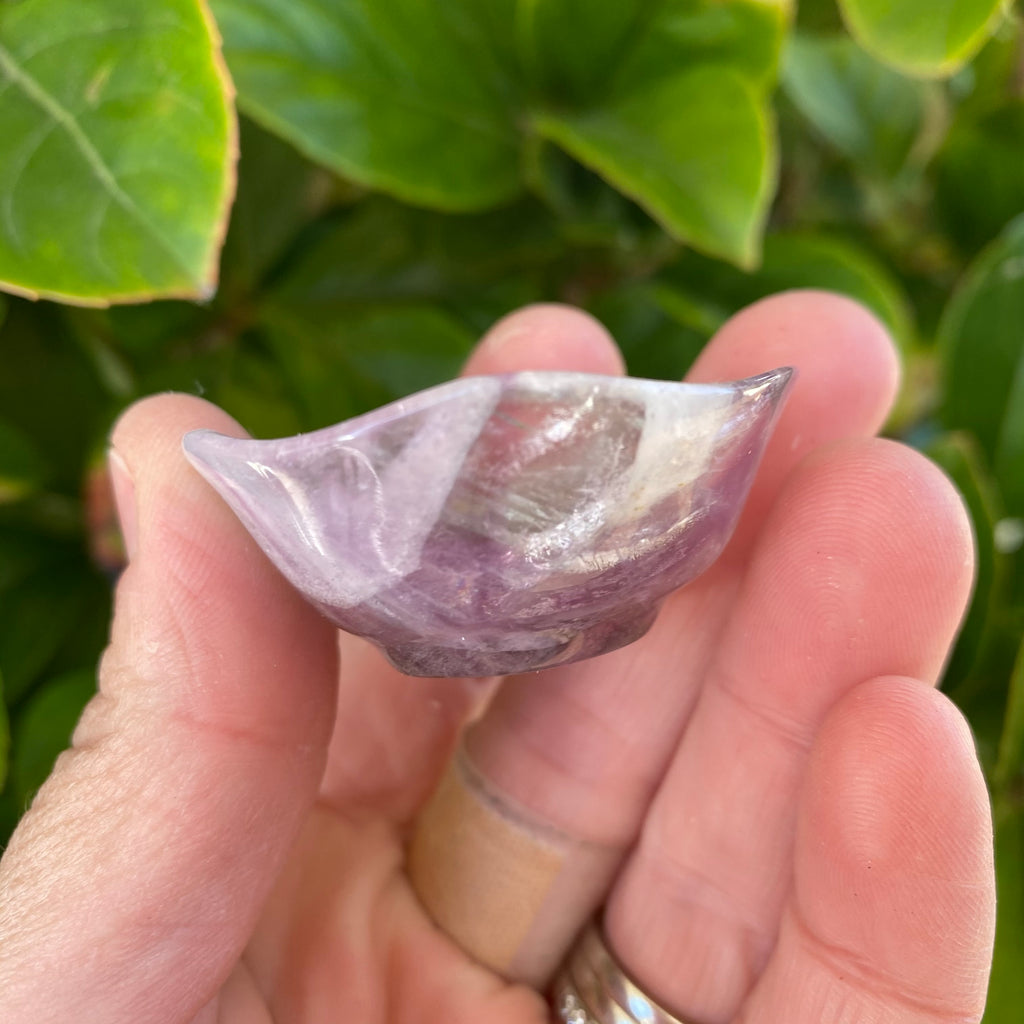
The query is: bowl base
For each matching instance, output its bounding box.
[379,606,658,677]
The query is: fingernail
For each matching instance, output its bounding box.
[107,448,138,561]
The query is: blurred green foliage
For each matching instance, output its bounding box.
[0,0,1022,1015]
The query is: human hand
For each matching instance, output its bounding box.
[0,293,995,1023]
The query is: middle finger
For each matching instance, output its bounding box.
[410,292,899,983]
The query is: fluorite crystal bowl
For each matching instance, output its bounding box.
[183,369,793,676]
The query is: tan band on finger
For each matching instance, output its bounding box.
[408,743,623,986]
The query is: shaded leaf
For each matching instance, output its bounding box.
[996,350,1024,515]
[0,419,49,504]
[837,0,1006,77]
[268,195,557,339]
[590,280,715,382]
[986,805,1024,1021]
[612,0,789,95]
[519,0,788,103]
[215,347,305,439]
[259,302,476,428]
[212,0,522,211]
[935,103,1024,254]
[0,671,8,793]
[994,637,1024,792]
[0,0,237,305]
[221,115,336,291]
[940,214,1024,457]
[516,0,643,103]
[9,668,95,804]
[0,530,53,594]
[0,301,108,489]
[927,432,1007,694]
[655,230,915,346]
[535,65,774,267]
[0,558,90,704]
[753,232,914,345]
[782,33,935,177]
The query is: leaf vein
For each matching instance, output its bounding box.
[0,40,194,282]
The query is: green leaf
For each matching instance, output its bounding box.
[515,0,644,103]
[940,214,1024,458]
[994,637,1024,793]
[212,0,522,211]
[612,0,790,95]
[589,280,716,382]
[754,232,915,346]
[0,301,108,489]
[996,348,1024,515]
[926,432,1007,694]
[782,33,935,177]
[936,103,1024,255]
[535,65,774,267]
[9,668,95,804]
[0,671,9,794]
[260,301,476,427]
[654,230,914,347]
[987,805,1024,1021]
[0,420,49,504]
[519,0,788,103]
[837,0,1006,78]
[220,115,335,291]
[215,347,305,439]
[0,0,237,305]
[0,558,91,704]
[268,196,559,329]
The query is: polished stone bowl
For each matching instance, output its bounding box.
[183,369,792,676]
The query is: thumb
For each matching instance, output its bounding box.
[0,394,338,1024]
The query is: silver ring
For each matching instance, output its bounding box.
[551,921,694,1024]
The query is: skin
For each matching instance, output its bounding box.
[0,292,996,1024]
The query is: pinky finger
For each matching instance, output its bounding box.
[743,676,995,1024]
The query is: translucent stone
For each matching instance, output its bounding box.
[183,369,793,676]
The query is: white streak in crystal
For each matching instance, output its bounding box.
[622,387,732,521]
[373,377,501,576]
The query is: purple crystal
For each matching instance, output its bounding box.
[183,369,792,676]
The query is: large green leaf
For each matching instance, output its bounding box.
[940,214,1024,457]
[211,0,522,210]
[837,0,1006,77]
[0,0,237,305]
[782,33,935,177]
[535,65,774,267]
